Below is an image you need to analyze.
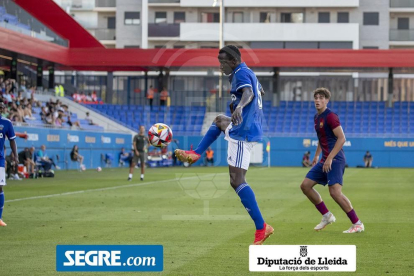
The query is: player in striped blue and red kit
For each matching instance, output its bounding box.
[300,88,364,234]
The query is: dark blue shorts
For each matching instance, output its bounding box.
[305,160,345,186]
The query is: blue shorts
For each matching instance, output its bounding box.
[305,160,345,186]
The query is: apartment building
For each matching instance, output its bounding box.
[54,0,414,50]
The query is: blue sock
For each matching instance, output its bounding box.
[194,123,221,155]
[235,183,265,230]
[0,192,4,220]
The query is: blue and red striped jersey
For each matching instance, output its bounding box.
[314,108,345,163]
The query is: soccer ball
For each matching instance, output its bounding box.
[96,166,102,172]
[148,123,173,147]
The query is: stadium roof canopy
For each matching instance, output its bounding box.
[3,0,414,72]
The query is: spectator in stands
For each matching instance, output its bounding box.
[3,89,12,103]
[70,145,85,170]
[204,147,214,166]
[66,115,80,128]
[9,102,23,122]
[55,113,64,126]
[86,93,93,102]
[364,151,373,168]
[91,91,98,102]
[72,91,80,103]
[23,103,34,120]
[35,145,60,171]
[85,112,96,125]
[302,151,311,167]
[80,92,86,102]
[160,87,168,106]
[147,85,154,110]
[18,147,35,176]
[6,151,21,180]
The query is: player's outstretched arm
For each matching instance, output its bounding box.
[231,87,254,125]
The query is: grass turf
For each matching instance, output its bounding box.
[1,167,413,276]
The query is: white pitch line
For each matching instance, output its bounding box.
[6,168,269,203]
[6,178,179,203]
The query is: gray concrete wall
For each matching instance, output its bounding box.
[116,0,142,48]
[357,0,390,49]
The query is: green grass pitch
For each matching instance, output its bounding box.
[2,167,413,275]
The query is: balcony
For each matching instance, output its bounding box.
[148,23,180,37]
[149,0,180,3]
[70,0,94,10]
[94,0,116,12]
[390,0,414,7]
[180,0,358,7]
[179,23,359,49]
[90,28,116,40]
[96,0,116,7]
[148,0,180,6]
[390,29,414,41]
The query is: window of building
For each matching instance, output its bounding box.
[318,12,330,23]
[124,12,140,25]
[398,18,409,30]
[173,45,185,48]
[233,12,243,23]
[363,46,379,49]
[260,12,271,23]
[154,45,166,48]
[281,13,303,23]
[201,12,220,23]
[124,45,140,48]
[174,12,185,23]
[363,12,379,25]
[337,12,349,23]
[108,17,116,29]
[155,12,167,24]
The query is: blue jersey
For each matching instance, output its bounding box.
[228,62,263,142]
[0,117,16,167]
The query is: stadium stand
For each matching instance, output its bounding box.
[87,104,205,136]
[0,77,104,131]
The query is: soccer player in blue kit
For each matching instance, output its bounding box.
[0,99,19,227]
[300,88,364,233]
[175,45,274,244]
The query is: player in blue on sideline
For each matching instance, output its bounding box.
[300,88,364,234]
[0,99,19,227]
[175,45,274,245]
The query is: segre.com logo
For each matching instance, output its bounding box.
[56,245,163,272]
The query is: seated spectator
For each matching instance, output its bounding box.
[85,112,96,125]
[3,90,12,103]
[80,92,86,102]
[86,93,93,102]
[55,113,64,126]
[35,145,60,171]
[70,145,85,170]
[302,151,311,167]
[364,151,373,168]
[91,91,98,102]
[66,115,81,128]
[23,103,35,120]
[18,147,35,176]
[6,151,21,180]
